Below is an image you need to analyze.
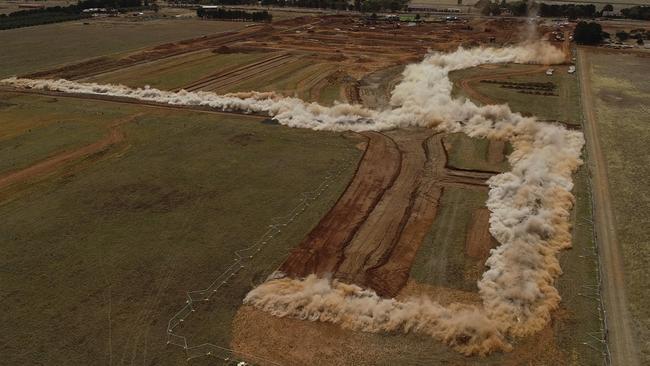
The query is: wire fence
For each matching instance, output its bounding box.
[575,47,612,366]
[166,157,355,365]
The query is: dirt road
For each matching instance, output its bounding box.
[0,114,138,192]
[577,48,640,366]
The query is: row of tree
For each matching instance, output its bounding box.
[197,7,272,21]
[538,3,596,18]
[480,0,530,17]
[573,21,602,45]
[0,8,87,30]
[478,1,598,19]
[620,6,650,21]
[0,0,149,30]
[77,0,143,9]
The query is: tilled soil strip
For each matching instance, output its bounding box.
[281,130,497,297]
[279,131,401,278]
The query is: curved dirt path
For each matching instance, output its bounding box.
[0,114,138,191]
[458,65,548,105]
[577,48,640,366]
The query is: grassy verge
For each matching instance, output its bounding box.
[588,51,650,362]
[0,93,361,366]
[553,164,605,366]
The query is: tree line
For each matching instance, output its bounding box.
[0,8,87,30]
[538,3,596,18]
[0,0,147,30]
[197,7,272,21]
[620,6,650,21]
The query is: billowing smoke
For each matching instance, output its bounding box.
[1,41,581,355]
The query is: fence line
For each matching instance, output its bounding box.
[166,157,355,364]
[575,47,611,366]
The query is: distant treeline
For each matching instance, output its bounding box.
[573,21,602,44]
[197,7,272,21]
[538,3,596,18]
[0,6,87,30]
[479,0,530,17]
[621,6,650,21]
[0,0,145,30]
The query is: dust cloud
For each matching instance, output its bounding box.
[1,41,582,355]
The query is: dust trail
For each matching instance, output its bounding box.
[1,41,582,355]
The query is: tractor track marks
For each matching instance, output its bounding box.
[0,113,140,192]
[25,27,269,81]
[180,53,295,92]
[281,130,495,297]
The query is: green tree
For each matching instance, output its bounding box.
[616,31,629,41]
[573,21,603,45]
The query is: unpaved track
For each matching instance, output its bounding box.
[0,114,138,191]
[458,65,548,105]
[281,130,493,297]
[578,48,640,366]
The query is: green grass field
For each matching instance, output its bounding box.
[85,50,269,90]
[450,64,582,125]
[220,59,336,98]
[0,92,361,365]
[410,187,488,292]
[444,133,511,172]
[587,51,650,361]
[0,18,246,78]
[317,82,344,106]
[0,93,123,175]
